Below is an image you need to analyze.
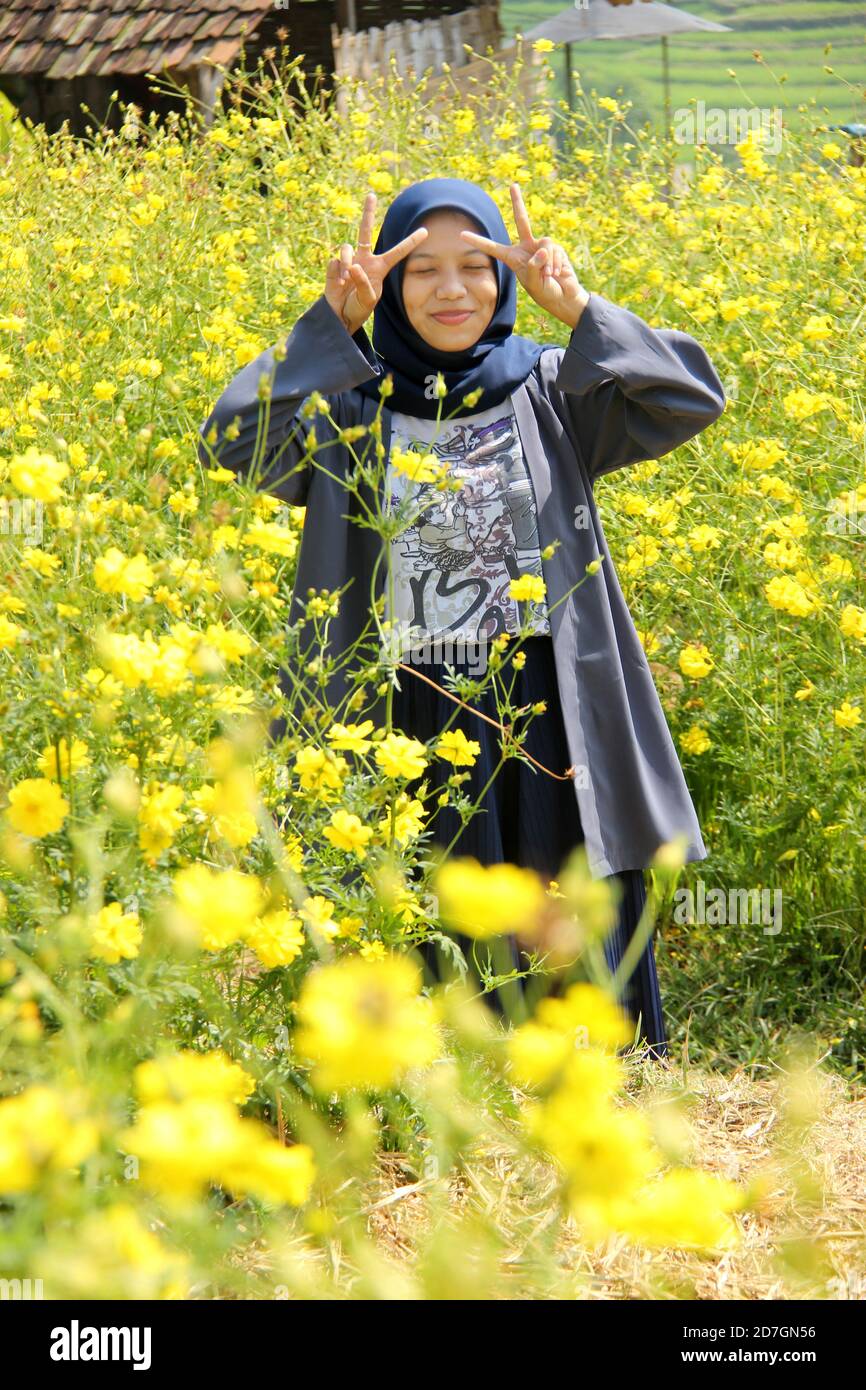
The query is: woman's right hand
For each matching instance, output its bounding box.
[324,192,429,337]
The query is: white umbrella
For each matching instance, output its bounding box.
[516,0,732,136]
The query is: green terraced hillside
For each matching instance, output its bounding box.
[501,0,866,139]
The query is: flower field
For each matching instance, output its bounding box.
[0,46,864,1298]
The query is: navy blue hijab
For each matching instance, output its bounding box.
[355,178,547,420]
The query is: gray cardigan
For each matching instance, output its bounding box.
[198,291,726,879]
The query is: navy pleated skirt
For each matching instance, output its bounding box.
[390,635,668,1056]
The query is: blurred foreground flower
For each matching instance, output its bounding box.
[433,857,547,939]
[294,954,443,1093]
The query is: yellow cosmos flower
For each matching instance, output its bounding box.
[88,901,143,964]
[678,642,715,680]
[374,732,428,780]
[134,1050,254,1108]
[0,615,24,649]
[839,604,866,645]
[0,1086,99,1194]
[294,954,442,1093]
[833,700,861,730]
[293,745,348,796]
[611,1169,745,1251]
[120,1094,314,1206]
[6,777,69,837]
[93,547,155,602]
[138,782,186,860]
[390,448,446,484]
[170,863,266,951]
[245,909,306,969]
[764,575,817,618]
[377,792,426,846]
[9,447,69,502]
[507,984,633,1090]
[434,857,547,939]
[323,808,375,860]
[687,524,722,553]
[37,736,91,780]
[327,720,376,755]
[509,574,546,604]
[680,724,712,755]
[21,547,61,577]
[299,894,341,942]
[435,728,481,766]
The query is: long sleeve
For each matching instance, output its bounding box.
[196,293,383,505]
[552,292,727,483]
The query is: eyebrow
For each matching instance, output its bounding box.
[406,250,491,260]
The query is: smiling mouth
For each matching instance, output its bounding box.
[431,310,473,322]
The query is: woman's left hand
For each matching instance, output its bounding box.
[460,184,590,330]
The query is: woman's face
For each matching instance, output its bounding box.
[400,210,499,352]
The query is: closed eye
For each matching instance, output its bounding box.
[411,266,490,274]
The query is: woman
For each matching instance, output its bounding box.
[198,178,726,1057]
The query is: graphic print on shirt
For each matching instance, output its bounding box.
[385,400,550,650]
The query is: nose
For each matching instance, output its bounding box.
[435,271,470,301]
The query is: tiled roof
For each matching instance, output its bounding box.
[0,1,278,79]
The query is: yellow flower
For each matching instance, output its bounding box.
[782,387,830,421]
[613,1169,744,1250]
[0,1086,99,1194]
[765,575,817,618]
[119,1096,260,1199]
[839,604,866,645]
[0,615,23,649]
[507,984,633,1089]
[687,524,722,553]
[509,574,546,604]
[93,547,154,602]
[434,857,547,939]
[21,547,60,577]
[299,894,341,943]
[88,901,143,964]
[801,313,834,342]
[377,793,426,846]
[9,447,69,502]
[522,1050,660,1204]
[374,732,428,780]
[323,808,375,860]
[833,700,861,731]
[168,490,198,517]
[680,724,712,755]
[37,736,91,780]
[138,782,186,860]
[294,955,442,1093]
[223,1139,316,1207]
[390,447,446,484]
[434,728,481,766]
[794,678,815,701]
[170,863,266,950]
[243,520,297,557]
[677,642,715,680]
[293,746,348,797]
[6,777,69,837]
[132,1052,253,1110]
[246,909,306,969]
[190,768,259,848]
[327,720,376,755]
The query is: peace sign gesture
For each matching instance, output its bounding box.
[460,183,589,329]
[325,191,429,337]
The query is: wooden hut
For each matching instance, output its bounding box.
[0,1,535,137]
